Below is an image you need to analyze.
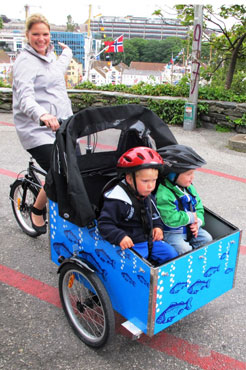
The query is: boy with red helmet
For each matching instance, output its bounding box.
[98,147,178,265]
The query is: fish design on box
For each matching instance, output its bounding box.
[204,265,220,277]
[95,249,116,269]
[137,274,149,288]
[156,298,193,324]
[78,251,107,281]
[187,280,210,294]
[53,242,72,259]
[64,230,80,245]
[121,272,136,287]
[170,282,188,294]
[116,248,132,260]
[220,252,230,260]
[89,229,105,241]
[225,267,233,274]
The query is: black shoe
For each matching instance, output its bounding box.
[30,206,47,235]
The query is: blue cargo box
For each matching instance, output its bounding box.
[49,201,241,336]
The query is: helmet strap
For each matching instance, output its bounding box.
[126,173,144,199]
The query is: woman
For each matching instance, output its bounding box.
[12,13,73,235]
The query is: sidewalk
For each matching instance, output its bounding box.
[0,112,245,369]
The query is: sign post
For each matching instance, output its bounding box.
[183,5,203,130]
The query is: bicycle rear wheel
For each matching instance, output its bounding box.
[59,263,115,348]
[10,179,41,237]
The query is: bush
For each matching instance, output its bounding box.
[0,78,11,88]
[75,79,245,102]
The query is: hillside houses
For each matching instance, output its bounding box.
[89,61,127,85]
[0,49,13,84]
[87,61,190,86]
[66,58,83,88]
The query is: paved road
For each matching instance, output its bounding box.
[0,113,245,370]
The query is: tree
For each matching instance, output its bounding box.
[66,15,78,32]
[0,41,11,51]
[100,37,184,66]
[0,17,3,29]
[174,5,246,90]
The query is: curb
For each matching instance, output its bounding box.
[228,134,246,153]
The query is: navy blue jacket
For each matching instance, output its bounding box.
[98,181,164,246]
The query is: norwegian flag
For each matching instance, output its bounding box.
[104,35,124,53]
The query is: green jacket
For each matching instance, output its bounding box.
[156,179,205,233]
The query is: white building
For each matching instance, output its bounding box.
[0,50,13,83]
[88,61,127,85]
[122,69,162,86]
[0,31,24,57]
[87,60,189,87]
[162,65,190,85]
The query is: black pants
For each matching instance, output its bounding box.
[27,144,53,173]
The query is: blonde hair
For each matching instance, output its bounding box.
[25,13,50,33]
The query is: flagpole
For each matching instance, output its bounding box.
[94,34,124,59]
[171,52,173,85]
[84,4,93,81]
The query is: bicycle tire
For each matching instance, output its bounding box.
[10,179,42,237]
[59,263,115,348]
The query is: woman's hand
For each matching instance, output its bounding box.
[58,42,69,50]
[40,113,60,131]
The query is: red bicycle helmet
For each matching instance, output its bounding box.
[117,146,164,173]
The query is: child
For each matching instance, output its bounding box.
[98,146,178,265]
[156,144,213,255]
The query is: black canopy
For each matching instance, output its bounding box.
[45,104,177,227]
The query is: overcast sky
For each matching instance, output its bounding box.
[1,0,245,26]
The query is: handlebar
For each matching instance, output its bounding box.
[39,118,63,127]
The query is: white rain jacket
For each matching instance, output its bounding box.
[12,43,73,150]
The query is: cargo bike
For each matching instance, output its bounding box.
[38,105,241,348]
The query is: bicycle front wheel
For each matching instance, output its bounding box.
[10,179,40,237]
[59,263,115,348]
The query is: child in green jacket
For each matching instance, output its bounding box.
[156,144,212,255]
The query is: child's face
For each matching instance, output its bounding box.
[126,168,158,197]
[176,169,195,188]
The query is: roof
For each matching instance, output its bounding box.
[92,67,106,78]
[130,62,166,71]
[0,50,11,63]
[91,61,109,69]
[113,62,128,72]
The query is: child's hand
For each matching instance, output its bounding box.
[152,227,163,241]
[120,236,134,250]
[190,222,199,238]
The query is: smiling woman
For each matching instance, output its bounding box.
[12,13,73,236]
[26,21,51,56]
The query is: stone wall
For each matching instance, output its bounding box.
[1,88,246,133]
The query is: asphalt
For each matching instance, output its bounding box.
[0,112,245,370]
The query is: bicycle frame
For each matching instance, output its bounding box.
[15,158,47,213]
[24,157,47,189]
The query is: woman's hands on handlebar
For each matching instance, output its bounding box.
[40,113,60,131]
